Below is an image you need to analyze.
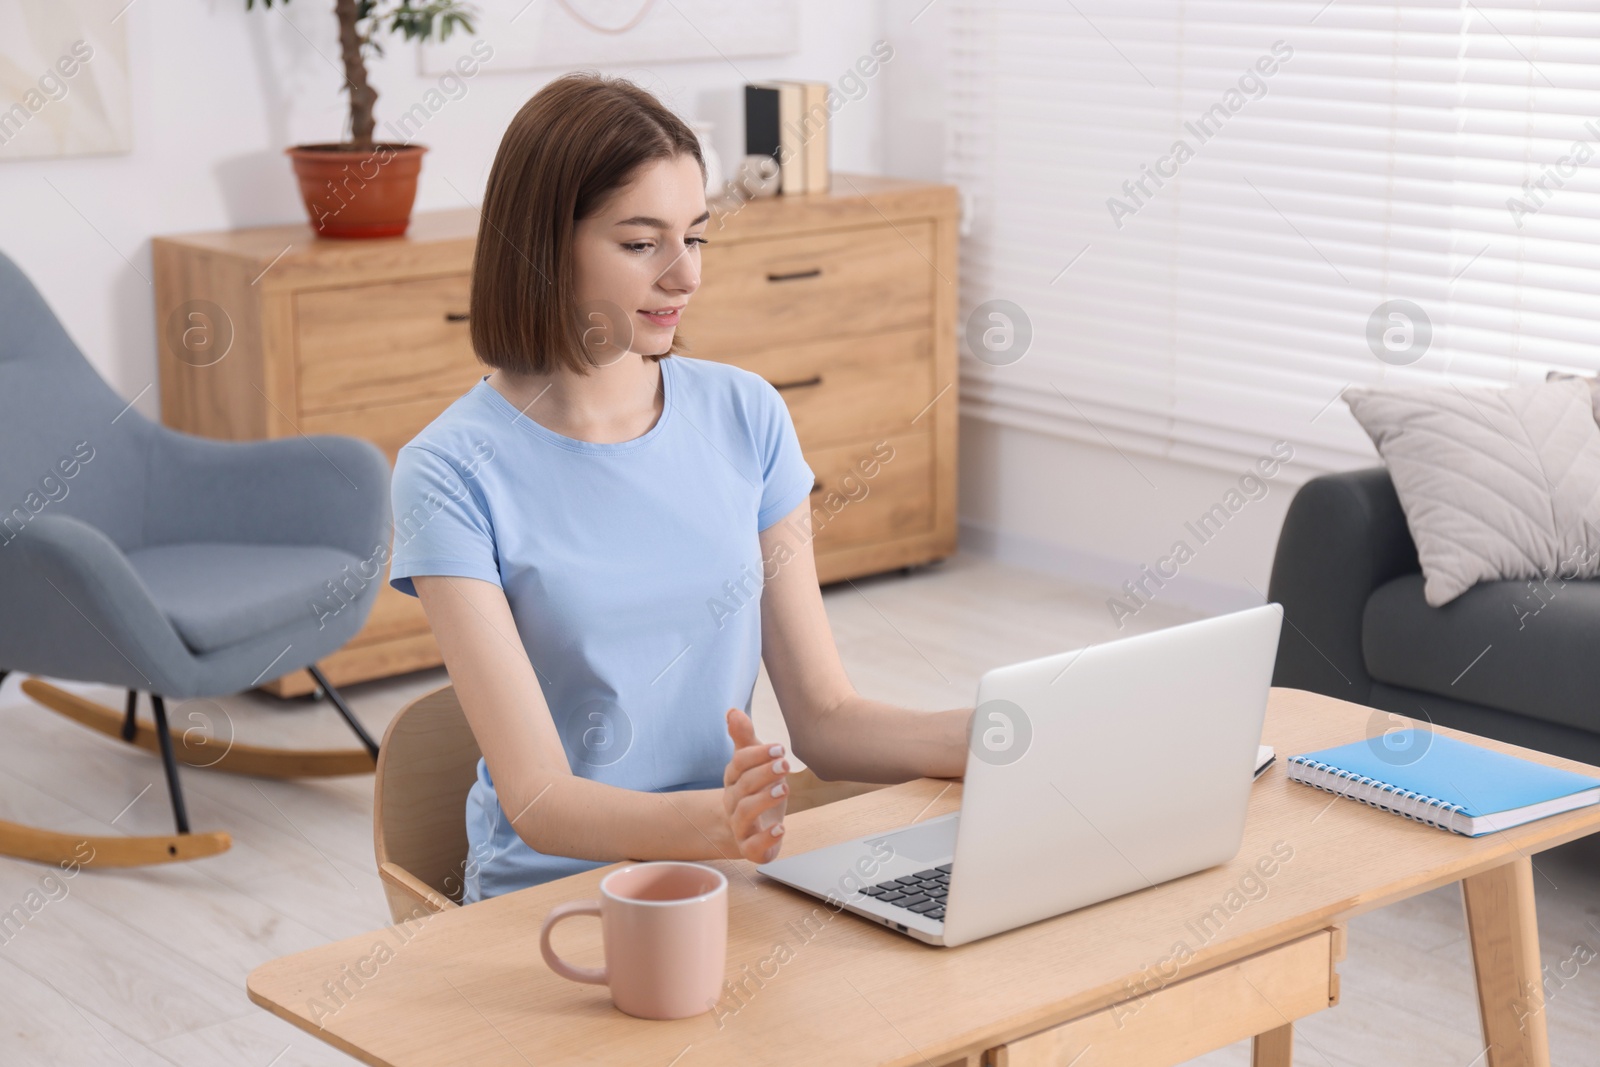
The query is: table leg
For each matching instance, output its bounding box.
[1251,1024,1293,1066]
[1461,857,1550,1067]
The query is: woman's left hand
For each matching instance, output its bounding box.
[722,707,790,863]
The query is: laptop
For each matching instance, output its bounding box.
[755,603,1284,948]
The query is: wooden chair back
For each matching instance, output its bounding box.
[372,682,891,922]
[373,684,482,922]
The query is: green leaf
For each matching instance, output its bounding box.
[248,0,481,43]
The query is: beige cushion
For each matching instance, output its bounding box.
[1343,377,1600,607]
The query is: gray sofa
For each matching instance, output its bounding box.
[1267,466,1600,769]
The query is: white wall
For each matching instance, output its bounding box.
[955,420,1293,621]
[7,0,1296,612]
[876,0,1295,615]
[1,0,892,414]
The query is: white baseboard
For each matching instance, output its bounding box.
[958,519,1265,619]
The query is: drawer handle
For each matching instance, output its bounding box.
[773,375,823,392]
[766,267,822,283]
[444,312,470,322]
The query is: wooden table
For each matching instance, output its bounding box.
[247,688,1600,1066]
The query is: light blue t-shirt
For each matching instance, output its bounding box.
[387,356,814,902]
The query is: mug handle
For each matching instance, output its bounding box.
[540,900,608,985]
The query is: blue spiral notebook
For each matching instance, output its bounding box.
[1286,730,1600,837]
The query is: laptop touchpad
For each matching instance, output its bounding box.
[867,816,957,863]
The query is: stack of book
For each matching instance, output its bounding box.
[744,81,830,195]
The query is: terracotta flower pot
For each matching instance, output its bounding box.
[285,143,428,239]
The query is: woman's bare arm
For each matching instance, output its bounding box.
[412,574,790,864]
[757,502,972,783]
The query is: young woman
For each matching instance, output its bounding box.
[388,72,972,903]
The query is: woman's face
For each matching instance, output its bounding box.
[571,152,708,363]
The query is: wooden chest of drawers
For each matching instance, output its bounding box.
[152,173,959,697]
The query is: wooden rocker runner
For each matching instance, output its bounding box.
[4,667,377,869]
[22,675,378,780]
[19,667,377,866]
[0,814,229,868]
[0,249,392,868]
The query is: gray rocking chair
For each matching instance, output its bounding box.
[0,249,390,867]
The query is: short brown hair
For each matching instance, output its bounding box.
[470,71,705,375]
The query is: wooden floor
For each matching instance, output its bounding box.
[1,553,1597,1066]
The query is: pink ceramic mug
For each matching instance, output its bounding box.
[540,861,728,1020]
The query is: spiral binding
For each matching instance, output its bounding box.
[1287,756,1467,835]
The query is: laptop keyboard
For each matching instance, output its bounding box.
[859,863,951,922]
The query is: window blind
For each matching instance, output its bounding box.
[946,1,1600,477]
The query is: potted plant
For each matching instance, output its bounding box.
[247,0,478,238]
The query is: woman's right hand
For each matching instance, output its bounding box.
[723,707,790,863]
